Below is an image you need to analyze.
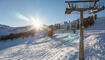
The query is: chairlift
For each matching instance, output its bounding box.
[88,5,105,14]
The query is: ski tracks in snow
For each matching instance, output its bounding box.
[0,33,79,60]
[35,33,79,60]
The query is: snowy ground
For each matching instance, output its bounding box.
[0,32,79,60]
[0,17,105,60]
[84,30,105,60]
[84,17,105,60]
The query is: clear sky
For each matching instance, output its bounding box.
[0,0,105,27]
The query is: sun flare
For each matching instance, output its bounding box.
[31,17,43,30]
[16,13,44,30]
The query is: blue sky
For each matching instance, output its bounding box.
[0,0,105,27]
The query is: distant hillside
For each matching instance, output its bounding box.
[0,24,34,36]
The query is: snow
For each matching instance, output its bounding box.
[84,30,105,60]
[84,17,105,60]
[0,24,33,36]
[0,33,79,60]
[0,17,105,60]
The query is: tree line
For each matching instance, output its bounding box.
[53,14,97,30]
[0,29,36,41]
[77,14,97,29]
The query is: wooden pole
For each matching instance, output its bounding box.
[79,11,85,60]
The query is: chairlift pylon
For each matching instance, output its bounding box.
[64,0,104,60]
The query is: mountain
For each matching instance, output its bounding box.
[0,24,33,36]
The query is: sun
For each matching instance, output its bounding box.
[15,13,44,30]
[33,20,43,30]
[31,17,43,30]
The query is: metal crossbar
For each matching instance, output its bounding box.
[65,0,99,3]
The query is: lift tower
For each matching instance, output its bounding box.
[65,0,105,60]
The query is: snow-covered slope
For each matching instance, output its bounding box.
[0,25,33,36]
[84,17,105,60]
[0,33,79,60]
[0,17,105,60]
[84,30,105,60]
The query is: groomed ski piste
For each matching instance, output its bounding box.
[0,17,105,60]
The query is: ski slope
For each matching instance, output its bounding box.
[84,30,105,60]
[84,17,105,60]
[0,17,105,60]
[0,24,33,36]
[0,32,79,60]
